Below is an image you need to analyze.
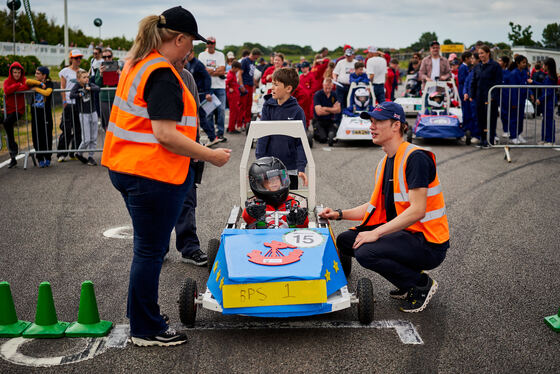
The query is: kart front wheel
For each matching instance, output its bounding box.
[340,254,352,279]
[207,238,220,274]
[356,278,374,324]
[178,277,197,327]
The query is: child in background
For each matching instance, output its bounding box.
[535,58,558,145]
[26,66,54,168]
[256,67,308,190]
[349,61,370,85]
[3,61,29,168]
[226,61,243,133]
[242,157,308,229]
[70,69,100,166]
[293,61,315,128]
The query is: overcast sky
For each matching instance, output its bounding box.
[26,0,558,50]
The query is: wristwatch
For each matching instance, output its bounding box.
[335,209,343,220]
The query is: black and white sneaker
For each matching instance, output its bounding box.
[75,153,88,164]
[181,249,208,266]
[389,288,409,300]
[130,327,187,347]
[400,276,438,313]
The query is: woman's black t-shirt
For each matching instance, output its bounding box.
[144,68,183,122]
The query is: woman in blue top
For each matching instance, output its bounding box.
[507,55,533,143]
[535,58,558,144]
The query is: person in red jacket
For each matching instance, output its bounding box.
[385,64,395,101]
[242,157,309,229]
[293,61,315,128]
[226,61,243,133]
[261,53,285,93]
[3,61,29,168]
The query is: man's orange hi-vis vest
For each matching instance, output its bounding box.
[358,141,449,244]
[101,51,197,185]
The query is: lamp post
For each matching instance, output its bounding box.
[6,0,22,55]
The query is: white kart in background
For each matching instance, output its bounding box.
[335,82,375,142]
[395,74,423,116]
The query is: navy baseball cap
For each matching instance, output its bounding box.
[158,6,207,43]
[300,61,310,68]
[360,102,407,123]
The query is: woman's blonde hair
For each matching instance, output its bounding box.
[127,15,186,66]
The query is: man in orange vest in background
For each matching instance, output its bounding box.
[320,102,449,313]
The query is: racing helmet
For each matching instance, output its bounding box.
[428,91,445,108]
[248,157,291,207]
[353,87,370,108]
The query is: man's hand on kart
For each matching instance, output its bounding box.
[298,171,308,187]
[287,207,308,226]
[318,207,340,220]
[246,199,267,221]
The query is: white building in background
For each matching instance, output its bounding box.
[511,46,560,68]
[0,41,128,66]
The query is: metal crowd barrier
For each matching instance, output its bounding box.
[2,87,116,169]
[487,84,559,162]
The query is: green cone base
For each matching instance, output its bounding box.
[544,314,560,332]
[0,320,31,338]
[22,321,69,338]
[65,320,113,337]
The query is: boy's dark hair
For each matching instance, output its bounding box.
[241,49,250,57]
[390,58,399,65]
[461,51,472,62]
[251,48,262,56]
[499,55,510,66]
[272,67,299,92]
[275,52,285,61]
[473,52,479,60]
[534,62,541,70]
[354,61,365,69]
[231,61,242,69]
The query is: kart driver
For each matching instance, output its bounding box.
[319,101,449,313]
[343,87,373,116]
[426,91,445,113]
[243,157,309,229]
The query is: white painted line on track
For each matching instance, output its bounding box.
[103,226,133,239]
[322,147,332,151]
[0,153,26,169]
[105,324,129,348]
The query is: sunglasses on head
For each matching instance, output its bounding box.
[73,56,82,60]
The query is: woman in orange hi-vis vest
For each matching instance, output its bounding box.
[101,6,231,347]
[319,102,449,314]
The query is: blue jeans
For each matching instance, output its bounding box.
[198,94,216,141]
[208,88,226,137]
[175,183,199,256]
[373,84,385,104]
[109,170,193,337]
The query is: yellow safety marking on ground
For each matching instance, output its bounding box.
[222,280,326,308]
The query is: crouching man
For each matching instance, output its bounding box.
[319,102,449,312]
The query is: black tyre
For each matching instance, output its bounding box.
[307,132,314,148]
[465,130,472,145]
[340,254,352,279]
[406,127,413,143]
[356,278,374,324]
[207,238,220,274]
[178,278,197,327]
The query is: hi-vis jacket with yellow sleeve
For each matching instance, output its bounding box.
[101,51,197,185]
[358,141,449,244]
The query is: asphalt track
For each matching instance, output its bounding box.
[1,120,560,373]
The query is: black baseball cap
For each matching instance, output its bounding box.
[158,6,207,43]
[430,40,440,47]
[360,102,407,124]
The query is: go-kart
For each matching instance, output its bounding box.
[408,81,468,144]
[178,121,374,326]
[394,74,423,116]
[335,82,376,142]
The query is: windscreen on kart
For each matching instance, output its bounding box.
[253,169,290,193]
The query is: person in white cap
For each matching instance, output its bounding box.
[365,46,387,104]
[332,46,357,116]
[225,51,235,73]
[56,49,83,161]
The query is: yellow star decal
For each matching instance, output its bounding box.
[324,269,331,282]
[213,261,219,273]
[216,269,221,282]
[333,260,339,273]
[219,278,224,290]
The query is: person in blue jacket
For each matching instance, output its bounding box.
[536,58,558,144]
[186,50,219,146]
[256,67,308,189]
[463,53,480,139]
[507,55,533,143]
[470,45,502,147]
[498,56,510,136]
[458,52,472,136]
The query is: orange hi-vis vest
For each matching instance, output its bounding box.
[101,51,197,185]
[358,141,449,244]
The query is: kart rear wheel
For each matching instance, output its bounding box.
[207,238,220,274]
[307,132,314,148]
[356,278,374,324]
[178,277,197,327]
[340,254,352,279]
[406,127,413,143]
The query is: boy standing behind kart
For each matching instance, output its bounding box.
[70,69,100,166]
[256,68,308,190]
[226,61,243,133]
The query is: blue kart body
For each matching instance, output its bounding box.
[207,228,347,318]
[414,114,464,139]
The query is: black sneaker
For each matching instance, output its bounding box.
[217,135,227,143]
[400,276,438,313]
[87,157,97,166]
[389,288,409,300]
[181,249,208,266]
[75,153,88,164]
[8,158,17,168]
[130,327,187,347]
